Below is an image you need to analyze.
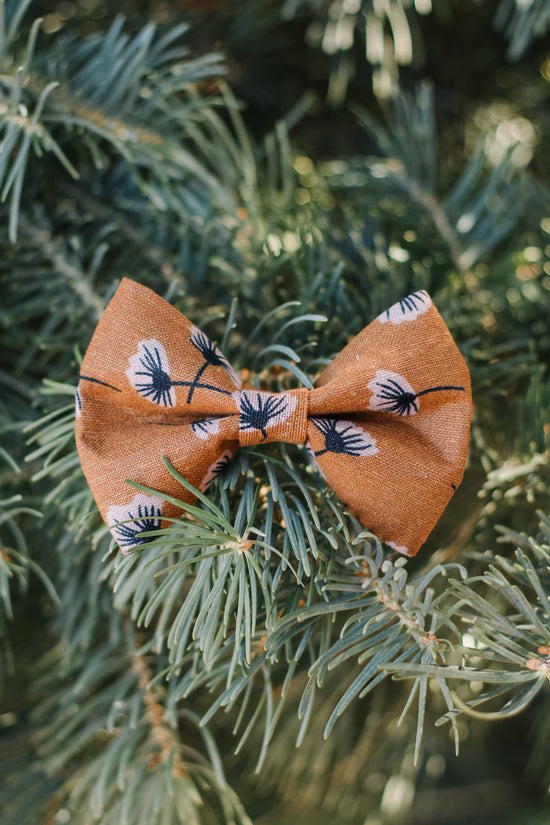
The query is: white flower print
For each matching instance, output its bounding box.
[368,370,466,416]
[234,390,297,441]
[191,417,221,440]
[199,450,233,492]
[106,493,164,551]
[377,290,432,325]
[127,339,176,407]
[189,326,242,392]
[386,541,409,555]
[311,419,378,457]
[75,387,82,419]
[369,370,419,416]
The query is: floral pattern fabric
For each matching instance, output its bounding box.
[75,279,472,557]
[311,419,377,457]
[127,339,176,407]
[191,417,221,440]
[106,493,164,550]
[376,290,432,325]
[200,450,234,492]
[235,390,297,442]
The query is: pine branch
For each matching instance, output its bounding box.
[385,513,550,726]
[16,213,106,322]
[25,634,252,825]
[0,443,56,683]
[328,84,533,274]
[495,0,550,60]
[0,7,225,240]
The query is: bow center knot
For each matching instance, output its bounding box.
[235,387,309,447]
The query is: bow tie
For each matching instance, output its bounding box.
[75,279,471,557]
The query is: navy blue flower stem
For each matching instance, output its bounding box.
[172,379,231,398]
[187,329,237,402]
[416,385,465,396]
[374,379,465,415]
[184,361,209,403]
[79,374,122,392]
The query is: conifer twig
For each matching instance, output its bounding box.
[17,214,105,322]
[133,646,188,779]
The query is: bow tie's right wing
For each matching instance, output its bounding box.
[307,291,472,556]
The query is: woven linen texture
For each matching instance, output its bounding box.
[75,279,472,556]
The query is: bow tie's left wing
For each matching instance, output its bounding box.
[76,279,241,549]
[307,291,472,556]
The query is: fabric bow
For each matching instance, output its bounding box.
[75,279,472,557]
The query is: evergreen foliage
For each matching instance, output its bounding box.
[1,0,550,822]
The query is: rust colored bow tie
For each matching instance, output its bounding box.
[75,278,472,556]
